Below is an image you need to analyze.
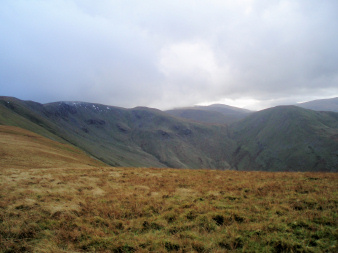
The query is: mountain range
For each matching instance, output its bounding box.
[0,96,337,172]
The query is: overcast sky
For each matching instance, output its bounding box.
[1,0,337,110]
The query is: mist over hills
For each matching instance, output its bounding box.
[0,96,337,172]
[296,97,338,112]
[166,104,252,124]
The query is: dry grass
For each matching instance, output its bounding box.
[0,166,337,252]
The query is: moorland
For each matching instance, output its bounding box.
[0,125,337,252]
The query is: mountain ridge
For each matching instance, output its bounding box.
[1,96,337,172]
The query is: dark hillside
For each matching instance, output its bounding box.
[42,102,235,169]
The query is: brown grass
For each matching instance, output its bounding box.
[0,166,337,252]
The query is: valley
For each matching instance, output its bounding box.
[0,96,337,172]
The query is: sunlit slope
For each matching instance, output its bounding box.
[0,125,105,168]
[230,106,338,171]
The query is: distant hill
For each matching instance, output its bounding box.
[166,104,252,124]
[296,97,338,112]
[1,96,337,172]
[0,125,104,168]
[230,106,338,172]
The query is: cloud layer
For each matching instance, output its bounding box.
[1,0,337,110]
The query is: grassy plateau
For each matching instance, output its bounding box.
[0,166,337,252]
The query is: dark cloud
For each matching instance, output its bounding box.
[1,0,337,110]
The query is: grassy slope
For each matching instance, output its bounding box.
[230,106,338,172]
[0,97,66,143]
[0,125,105,169]
[0,166,337,252]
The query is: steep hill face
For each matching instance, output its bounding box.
[166,104,252,124]
[229,106,338,172]
[42,102,235,169]
[0,125,104,168]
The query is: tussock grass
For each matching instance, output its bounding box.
[0,167,337,252]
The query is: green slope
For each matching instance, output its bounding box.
[0,97,66,143]
[229,106,338,172]
[42,103,235,169]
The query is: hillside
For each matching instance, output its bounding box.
[0,125,104,168]
[1,96,337,172]
[296,97,338,112]
[0,97,67,143]
[0,97,235,169]
[166,104,252,124]
[229,106,338,172]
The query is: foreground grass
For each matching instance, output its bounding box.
[0,167,337,252]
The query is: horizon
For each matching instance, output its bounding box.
[2,95,337,112]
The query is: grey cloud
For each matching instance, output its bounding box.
[0,0,337,110]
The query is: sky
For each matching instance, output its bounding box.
[1,0,337,110]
